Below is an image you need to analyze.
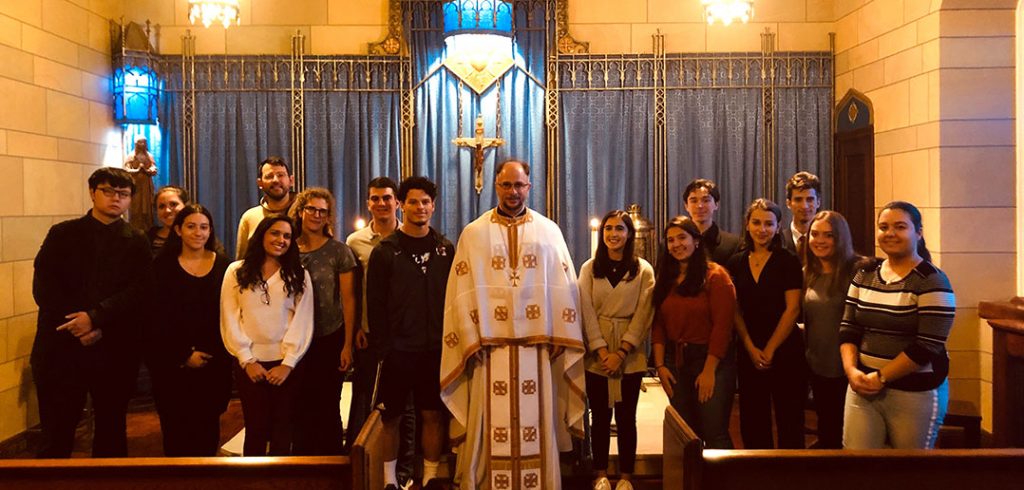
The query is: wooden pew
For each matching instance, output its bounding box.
[663,406,1024,490]
[0,456,350,489]
[350,409,385,490]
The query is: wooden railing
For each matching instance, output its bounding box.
[663,406,1024,490]
[0,456,349,489]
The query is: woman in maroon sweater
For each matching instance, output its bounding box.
[652,216,738,448]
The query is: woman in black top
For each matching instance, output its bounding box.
[151,204,232,456]
[727,198,806,449]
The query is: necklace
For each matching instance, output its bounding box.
[178,255,209,277]
[749,251,771,269]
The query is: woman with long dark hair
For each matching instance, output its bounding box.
[220,215,313,456]
[151,204,232,456]
[578,210,655,490]
[727,198,805,449]
[652,216,737,449]
[287,187,358,455]
[840,201,954,449]
[802,210,867,448]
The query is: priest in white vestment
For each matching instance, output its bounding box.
[441,160,586,489]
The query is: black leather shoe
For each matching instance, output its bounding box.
[423,478,447,490]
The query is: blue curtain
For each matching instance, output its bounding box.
[157,74,183,193]
[193,91,292,256]
[407,2,546,242]
[665,88,764,236]
[303,90,403,240]
[559,90,653,269]
[774,58,833,210]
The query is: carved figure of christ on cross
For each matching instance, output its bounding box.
[452,114,505,194]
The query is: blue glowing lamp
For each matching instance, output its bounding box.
[113,65,159,124]
[443,0,513,38]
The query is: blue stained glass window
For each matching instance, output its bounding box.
[113,65,160,124]
[443,0,513,37]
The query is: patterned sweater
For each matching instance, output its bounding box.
[838,260,956,392]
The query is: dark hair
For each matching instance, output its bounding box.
[89,167,135,195]
[682,178,720,204]
[257,156,291,176]
[592,210,640,281]
[288,187,336,239]
[397,176,438,201]
[804,210,866,296]
[160,204,222,259]
[879,201,932,263]
[495,159,530,177]
[236,216,305,297]
[653,216,710,306]
[154,185,190,207]
[785,171,821,200]
[367,176,398,195]
[741,198,784,251]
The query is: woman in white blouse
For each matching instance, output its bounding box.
[578,210,656,490]
[221,215,313,456]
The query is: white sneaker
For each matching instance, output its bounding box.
[614,479,634,490]
[593,476,612,490]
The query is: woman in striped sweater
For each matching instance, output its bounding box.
[839,201,956,449]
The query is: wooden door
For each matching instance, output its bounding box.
[833,91,875,256]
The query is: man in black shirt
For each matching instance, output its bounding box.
[366,176,454,490]
[683,178,741,264]
[31,167,152,457]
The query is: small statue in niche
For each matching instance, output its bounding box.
[123,136,157,232]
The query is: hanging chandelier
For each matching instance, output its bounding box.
[702,0,753,26]
[188,0,240,29]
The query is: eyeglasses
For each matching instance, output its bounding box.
[497,182,530,191]
[302,206,329,217]
[369,195,394,203]
[96,186,132,199]
[258,280,271,305]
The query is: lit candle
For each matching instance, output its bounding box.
[354,217,367,231]
[590,217,601,257]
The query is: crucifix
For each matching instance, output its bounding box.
[452,114,505,194]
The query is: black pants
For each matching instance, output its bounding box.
[809,373,848,449]
[33,356,138,458]
[347,347,416,481]
[292,329,345,455]
[585,371,643,474]
[737,349,807,449]
[235,360,298,456]
[153,361,231,457]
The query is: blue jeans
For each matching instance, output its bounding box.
[843,380,948,449]
[667,343,736,449]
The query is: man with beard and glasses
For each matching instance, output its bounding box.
[366,176,454,490]
[441,159,586,489]
[235,156,296,258]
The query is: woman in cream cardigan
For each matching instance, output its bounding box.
[578,210,655,490]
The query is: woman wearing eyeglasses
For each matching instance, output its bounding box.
[221,215,313,456]
[286,188,358,455]
[151,204,232,456]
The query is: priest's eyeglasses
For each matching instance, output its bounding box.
[96,186,132,199]
[302,206,329,217]
[497,182,530,191]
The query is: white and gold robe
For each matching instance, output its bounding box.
[441,209,586,490]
